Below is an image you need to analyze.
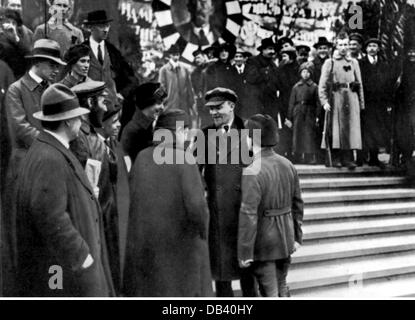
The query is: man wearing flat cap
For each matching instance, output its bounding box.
[349,32,365,61]
[60,44,92,88]
[2,38,66,295]
[359,38,393,167]
[121,82,167,163]
[159,44,196,117]
[33,0,84,55]
[15,83,114,297]
[70,80,127,294]
[199,87,257,297]
[82,10,138,128]
[123,109,212,297]
[247,37,279,120]
[238,114,303,297]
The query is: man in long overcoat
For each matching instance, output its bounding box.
[247,37,279,120]
[359,38,393,166]
[319,34,365,168]
[159,45,196,116]
[2,39,65,296]
[123,109,212,297]
[199,88,256,297]
[15,84,114,297]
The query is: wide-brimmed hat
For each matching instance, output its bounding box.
[257,37,277,51]
[63,44,91,66]
[365,38,382,48]
[25,39,66,65]
[246,114,279,147]
[313,37,333,49]
[205,87,237,107]
[34,84,89,122]
[83,10,113,25]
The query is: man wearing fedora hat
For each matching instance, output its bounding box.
[158,44,196,118]
[359,38,393,167]
[14,83,114,297]
[238,114,303,297]
[247,37,279,120]
[82,10,138,129]
[1,39,66,296]
[33,0,84,55]
[311,37,332,84]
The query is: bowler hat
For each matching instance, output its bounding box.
[257,37,277,51]
[155,109,190,131]
[205,87,238,107]
[349,33,364,44]
[246,114,279,147]
[365,38,382,48]
[72,80,107,100]
[34,84,89,122]
[313,37,333,49]
[167,44,181,55]
[83,10,113,25]
[135,82,167,110]
[63,44,91,66]
[25,39,66,65]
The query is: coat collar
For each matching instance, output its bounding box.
[21,73,43,92]
[298,79,314,86]
[37,131,97,196]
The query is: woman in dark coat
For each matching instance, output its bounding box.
[123,109,212,297]
[287,63,321,164]
[204,43,236,92]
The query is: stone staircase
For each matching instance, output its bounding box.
[288,165,415,298]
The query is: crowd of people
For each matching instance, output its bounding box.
[0,0,414,298]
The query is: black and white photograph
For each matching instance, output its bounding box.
[1,0,415,304]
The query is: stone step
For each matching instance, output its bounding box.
[300,176,407,190]
[304,202,415,221]
[302,188,415,204]
[302,215,415,240]
[292,272,415,298]
[296,165,402,178]
[287,251,415,291]
[292,232,415,264]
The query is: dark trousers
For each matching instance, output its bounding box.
[215,269,258,297]
[251,258,291,297]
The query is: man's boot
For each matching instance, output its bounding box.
[342,150,357,169]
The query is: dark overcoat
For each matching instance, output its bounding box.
[123,144,212,297]
[231,64,264,119]
[360,56,393,150]
[200,116,247,281]
[191,64,211,128]
[288,79,321,154]
[204,60,236,92]
[120,109,154,163]
[238,150,304,262]
[15,132,115,297]
[247,55,279,119]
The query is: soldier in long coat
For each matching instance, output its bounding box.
[319,34,365,168]
[123,109,212,297]
[15,84,114,297]
[199,88,256,297]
